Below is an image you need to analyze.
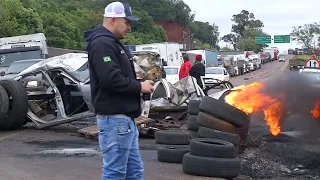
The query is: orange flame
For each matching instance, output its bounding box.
[311,100,320,119]
[225,82,284,136]
[263,101,284,136]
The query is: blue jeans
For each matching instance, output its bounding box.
[97,115,144,180]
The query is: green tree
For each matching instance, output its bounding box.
[222,10,267,51]
[189,21,219,48]
[291,22,320,48]
[0,0,43,38]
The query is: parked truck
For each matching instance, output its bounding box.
[0,33,48,72]
[186,49,218,67]
[135,42,183,66]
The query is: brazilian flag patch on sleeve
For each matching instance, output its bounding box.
[103,56,112,62]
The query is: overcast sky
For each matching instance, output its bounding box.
[183,0,320,52]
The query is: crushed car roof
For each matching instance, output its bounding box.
[18,53,88,76]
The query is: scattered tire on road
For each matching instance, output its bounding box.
[0,80,28,130]
[157,145,189,163]
[182,153,241,178]
[155,130,189,145]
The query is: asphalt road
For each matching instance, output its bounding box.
[0,56,292,180]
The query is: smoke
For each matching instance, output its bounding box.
[260,70,320,138]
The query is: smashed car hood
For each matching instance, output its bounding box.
[18,53,88,76]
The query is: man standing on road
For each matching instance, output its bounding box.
[85,2,154,180]
[189,54,205,88]
[179,54,192,80]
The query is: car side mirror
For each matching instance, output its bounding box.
[0,71,5,76]
[224,72,228,75]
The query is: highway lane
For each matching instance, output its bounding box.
[0,56,292,180]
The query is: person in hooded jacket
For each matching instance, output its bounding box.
[178,54,192,80]
[85,2,154,180]
[189,54,206,88]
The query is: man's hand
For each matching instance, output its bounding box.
[140,80,154,93]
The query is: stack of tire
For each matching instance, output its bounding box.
[155,130,190,163]
[0,80,28,131]
[182,138,241,178]
[196,96,250,150]
[187,100,201,140]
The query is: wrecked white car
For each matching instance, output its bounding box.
[5,51,205,132]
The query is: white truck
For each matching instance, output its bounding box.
[0,33,48,72]
[135,42,183,66]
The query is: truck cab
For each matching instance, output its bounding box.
[0,33,48,72]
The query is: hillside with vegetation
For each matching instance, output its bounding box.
[0,0,220,51]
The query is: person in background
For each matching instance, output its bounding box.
[189,54,205,88]
[179,54,192,80]
[85,1,154,180]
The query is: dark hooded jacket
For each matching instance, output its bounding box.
[85,25,141,118]
[189,61,205,88]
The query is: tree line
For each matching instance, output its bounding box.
[291,22,320,49]
[0,0,220,51]
[4,0,296,53]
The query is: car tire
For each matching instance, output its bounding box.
[189,138,236,158]
[182,153,241,178]
[0,80,28,130]
[199,96,249,127]
[198,126,240,145]
[0,85,9,128]
[157,145,189,163]
[196,112,237,134]
[155,130,190,145]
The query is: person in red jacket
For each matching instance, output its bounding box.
[179,54,192,80]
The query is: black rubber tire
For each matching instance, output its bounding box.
[155,130,189,145]
[198,126,240,145]
[199,96,249,127]
[190,138,236,158]
[0,80,28,130]
[157,145,189,163]
[182,153,241,178]
[187,114,199,131]
[187,100,200,115]
[188,130,198,140]
[0,85,9,128]
[196,111,237,134]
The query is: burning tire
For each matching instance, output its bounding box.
[189,138,236,158]
[199,96,249,127]
[157,145,189,163]
[198,126,240,145]
[155,130,190,145]
[196,111,237,134]
[182,153,241,178]
[0,80,28,130]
